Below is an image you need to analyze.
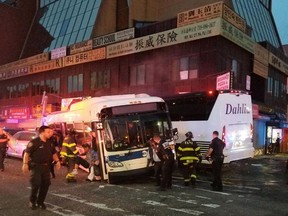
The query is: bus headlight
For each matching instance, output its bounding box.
[108,161,124,167]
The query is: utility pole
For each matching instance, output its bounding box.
[41,91,48,126]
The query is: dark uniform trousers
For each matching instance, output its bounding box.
[154,161,163,185]
[161,154,174,189]
[212,156,224,190]
[30,164,51,205]
[0,146,6,170]
[182,160,198,184]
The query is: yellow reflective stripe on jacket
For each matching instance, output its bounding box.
[60,152,67,156]
[73,149,79,154]
[62,142,76,148]
[179,156,199,161]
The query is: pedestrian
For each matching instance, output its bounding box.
[0,127,14,171]
[147,139,162,186]
[60,129,79,182]
[74,143,101,182]
[206,131,225,192]
[153,135,174,191]
[177,131,201,186]
[22,126,61,210]
[274,133,280,153]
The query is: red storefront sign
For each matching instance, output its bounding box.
[252,104,259,119]
[8,107,30,119]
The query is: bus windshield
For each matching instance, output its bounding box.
[104,113,172,151]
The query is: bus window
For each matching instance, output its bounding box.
[141,113,172,141]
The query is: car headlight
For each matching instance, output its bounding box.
[107,161,124,167]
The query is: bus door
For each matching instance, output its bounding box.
[91,121,108,181]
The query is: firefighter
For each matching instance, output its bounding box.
[60,129,79,182]
[177,131,201,186]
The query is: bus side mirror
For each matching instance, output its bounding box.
[173,128,178,135]
[173,128,179,141]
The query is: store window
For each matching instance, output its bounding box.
[267,77,273,93]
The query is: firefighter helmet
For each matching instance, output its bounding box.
[185,131,193,139]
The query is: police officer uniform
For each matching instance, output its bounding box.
[207,132,225,191]
[155,137,174,191]
[0,132,8,171]
[25,136,57,208]
[177,132,201,186]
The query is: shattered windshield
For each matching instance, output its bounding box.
[104,113,171,151]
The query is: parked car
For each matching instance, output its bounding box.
[6,131,38,158]
[3,128,24,136]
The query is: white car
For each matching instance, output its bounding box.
[6,131,38,158]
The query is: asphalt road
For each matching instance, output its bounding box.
[0,155,287,216]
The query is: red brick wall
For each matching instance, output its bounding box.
[0,0,37,65]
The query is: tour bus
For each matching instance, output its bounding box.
[165,90,254,164]
[46,94,174,183]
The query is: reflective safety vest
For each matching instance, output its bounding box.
[177,139,201,165]
[60,135,79,158]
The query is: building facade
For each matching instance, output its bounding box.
[0,0,287,152]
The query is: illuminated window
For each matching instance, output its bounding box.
[173,56,199,81]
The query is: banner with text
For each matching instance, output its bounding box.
[107,18,221,59]
[93,28,135,48]
[177,2,223,27]
[220,19,255,53]
[69,40,93,55]
[64,47,105,67]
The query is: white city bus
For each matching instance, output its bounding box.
[165,90,254,164]
[46,94,174,183]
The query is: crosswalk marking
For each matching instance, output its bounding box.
[45,202,86,216]
[50,193,126,213]
[168,208,204,215]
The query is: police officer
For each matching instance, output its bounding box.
[22,126,61,210]
[60,129,79,181]
[153,135,174,191]
[0,128,9,171]
[178,131,201,186]
[206,131,225,191]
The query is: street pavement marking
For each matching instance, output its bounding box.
[50,193,126,213]
[45,202,86,216]
[142,200,167,206]
[168,208,204,215]
[195,195,211,200]
[196,188,231,196]
[177,199,198,204]
[201,204,220,208]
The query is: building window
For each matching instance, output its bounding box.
[267,77,273,93]
[32,81,45,96]
[18,83,29,97]
[274,80,279,97]
[177,56,198,80]
[46,78,60,94]
[130,65,146,86]
[68,74,83,93]
[90,70,110,89]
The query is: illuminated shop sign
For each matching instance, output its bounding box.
[216,72,231,90]
[8,107,30,119]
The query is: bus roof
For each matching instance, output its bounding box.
[69,94,164,111]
